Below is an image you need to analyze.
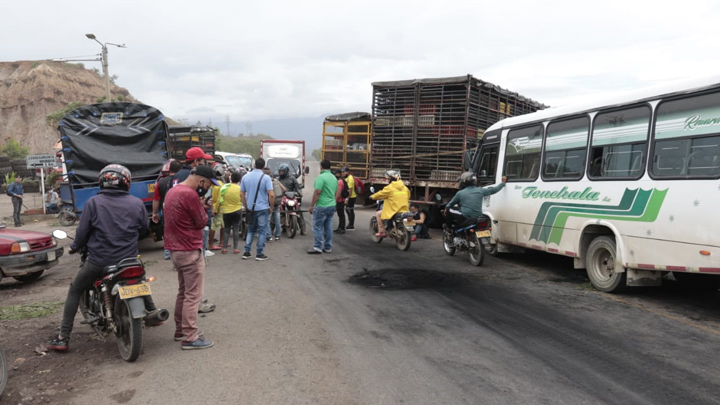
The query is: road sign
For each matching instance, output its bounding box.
[26,154,57,169]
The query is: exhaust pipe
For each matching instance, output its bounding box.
[145,309,170,326]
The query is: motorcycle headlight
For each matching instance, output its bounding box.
[287,200,296,207]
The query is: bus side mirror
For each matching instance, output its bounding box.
[304,166,310,175]
[370,186,376,193]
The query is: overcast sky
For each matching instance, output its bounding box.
[4,0,720,129]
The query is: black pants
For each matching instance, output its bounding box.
[445,210,467,229]
[12,197,22,226]
[336,201,346,230]
[60,259,157,337]
[345,197,356,228]
[223,210,242,250]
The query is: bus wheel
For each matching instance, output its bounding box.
[586,236,626,293]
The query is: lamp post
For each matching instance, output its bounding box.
[85,33,126,102]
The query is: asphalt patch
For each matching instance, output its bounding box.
[349,268,466,290]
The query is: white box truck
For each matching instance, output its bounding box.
[260,140,308,185]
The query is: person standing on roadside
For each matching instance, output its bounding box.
[8,176,23,227]
[219,171,243,254]
[208,163,226,251]
[240,158,274,261]
[307,160,337,254]
[333,169,347,234]
[341,167,358,231]
[163,165,218,350]
[152,159,181,260]
[263,167,285,242]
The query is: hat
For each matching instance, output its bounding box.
[185,147,212,161]
[191,165,220,185]
[342,166,350,172]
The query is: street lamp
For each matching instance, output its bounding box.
[85,33,126,102]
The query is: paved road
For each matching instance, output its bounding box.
[16,163,720,404]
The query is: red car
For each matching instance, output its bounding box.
[0,224,64,284]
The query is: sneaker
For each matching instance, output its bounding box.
[322,249,332,253]
[198,302,216,313]
[174,330,204,341]
[266,237,273,242]
[411,235,418,242]
[307,249,322,254]
[204,250,215,257]
[48,335,69,351]
[181,337,215,350]
[164,255,171,260]
[242,252,251,259]
[255,254,268,261]
[346,226,355,231]
[334,228,345,233]
[274,237,280,241]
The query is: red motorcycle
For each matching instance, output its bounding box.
[278,191,301,238]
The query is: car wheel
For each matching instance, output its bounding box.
[13,270,44,283]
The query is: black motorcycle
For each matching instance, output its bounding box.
[368,188,414,251]
[442,208,492,266]
[52,230,168,362]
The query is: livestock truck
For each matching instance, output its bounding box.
[260,139,308,185]
[368,74,547,222]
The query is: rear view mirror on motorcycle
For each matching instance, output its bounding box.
[52,230,68,239]
[370,186,376,193]
[435,193,442,201]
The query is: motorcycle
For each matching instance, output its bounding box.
[278,190,301,238]
[52,230,169,362]
[441,206,492,266]
[368,187,414,251]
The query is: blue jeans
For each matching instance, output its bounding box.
[312,206,335,251]
[270,207,281,238]
[46,203,59,214]
[244,209,269,255]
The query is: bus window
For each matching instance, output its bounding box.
[543,116,589,181]
[652,91,720,179]
[504,124,543,181]
[589,105,651,179]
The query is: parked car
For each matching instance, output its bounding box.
[0,223,64,284]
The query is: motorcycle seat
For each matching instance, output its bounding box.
[103,257,143,275]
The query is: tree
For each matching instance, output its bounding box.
[46,101,84,128]
[1,139,30,159]
[216,134,273,159]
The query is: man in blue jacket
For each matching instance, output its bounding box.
[7,176,24,227]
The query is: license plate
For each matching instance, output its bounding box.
[404,219,415,226]
[476,230,491,238]
[118,283,151,299]
[47,250,56,261]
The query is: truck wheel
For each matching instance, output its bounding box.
[13,270,44,283]
[586,236,626,293]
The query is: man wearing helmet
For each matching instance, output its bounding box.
[49,164,164,352]
[444,172,507,228]
[369,170,411,238]
[277,162,306,235]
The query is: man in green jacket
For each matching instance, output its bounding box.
[445,173,507,228]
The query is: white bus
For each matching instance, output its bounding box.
[472,77,720,292]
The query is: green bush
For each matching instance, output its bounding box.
[0,140,29,160]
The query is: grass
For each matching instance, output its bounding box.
[0,301,64,321]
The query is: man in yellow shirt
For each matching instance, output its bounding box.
[342,167,357,230]
[370,170,410,238]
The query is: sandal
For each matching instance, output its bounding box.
[233,249,240,254]
[209,246,221,251]
[221,249,227,254]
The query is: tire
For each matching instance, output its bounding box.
[289,216,298,238]
[59,210,77,227]
[370,217,382,243]
[13,270,44,283]
[0,346,8,397]
[443,229,456,256]
[395,228,412,251]
[586,236,627,293]
[468,233,485,266]
[114,297,143,362]
[484,242,499,256]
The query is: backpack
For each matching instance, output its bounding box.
[353,176,365,195]
[340,178,349,199]
[6,184,12,197]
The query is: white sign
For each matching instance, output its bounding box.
[267,144,301,159]
[26,154,57,169]
[100,112,123,125]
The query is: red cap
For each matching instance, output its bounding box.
[185,147,212,161]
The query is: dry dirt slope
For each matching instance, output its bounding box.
[0,60,135,154]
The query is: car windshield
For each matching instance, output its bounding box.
[267,159,301,176]
[225,155,253,169]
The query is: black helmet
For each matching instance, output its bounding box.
[278,163,290,177]
[99,164,131,190]
[458,171,477,189]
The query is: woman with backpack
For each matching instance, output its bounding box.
[219,171,243,254]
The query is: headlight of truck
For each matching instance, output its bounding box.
[11,241,31,253]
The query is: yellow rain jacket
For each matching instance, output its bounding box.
[371,180,410,220]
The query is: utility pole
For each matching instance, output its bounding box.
[226,115,230,137]
[85,34,126,102]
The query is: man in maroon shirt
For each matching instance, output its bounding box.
[164,165,218,350]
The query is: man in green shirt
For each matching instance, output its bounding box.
[308,160,339,254]
[445,173,507,228]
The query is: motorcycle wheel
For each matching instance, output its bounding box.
[0,345,7,396]
[443,229,456,256]
[58,210,77,227]
[468,233,485,266]
[289,216,298,238]
[114,297,143,362]
[395,228,412,251]
[370,218,382,243]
